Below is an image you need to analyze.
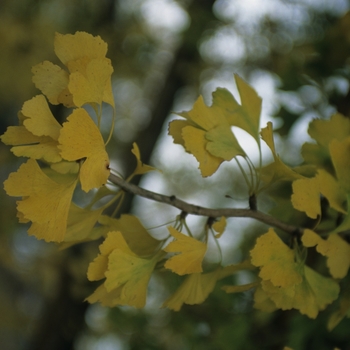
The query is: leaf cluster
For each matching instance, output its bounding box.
[2,31,350,330]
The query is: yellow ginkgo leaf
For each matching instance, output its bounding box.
[58,108,110,192]
[162,269,220,311]
[302,229,350,279]
[131,143,157,176]
[21,95,61,139]
[179,95,226,131]
[250,228,302,288]
[85,283,123,307]
[164,226,207,275]
[317,169,347,214]
[54,31,108,66]
[87,231,124,281]
[168,119,192,146]
[1,126,62,163]
[3,159,77,242]
[182,126,224,177]
[68,58,114,107]
[262,265,339,318]
[1,96,63,163]
[103,231,163,308]
[32,61,73,107]
[291,177,320,219]
[212,216,227,238]
[98,214,161,256]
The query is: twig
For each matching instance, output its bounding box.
[108,173,302,236]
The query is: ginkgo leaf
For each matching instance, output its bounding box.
[218,260,255,280]
[250,228,302,288]
[21,95,62,139]
[253,285,277,313]
[103,231,163,308]
[328,291,350,331]
[162,269,220,311]
[214,75,262,145]
[291,177,320,219]
[163,226,207,275]
[308,113,350,148]
[182,126,224,177]
[1,96,63,163]
[260,122,303,185]
[317,169,347,214]
[329,137,350,193]
[85,283,123,307]
[32,61,73,107]
[260,121,276,155]
[3,159,77,242]
[179,95,227,131]
[87,231,125,281]
[302,229,350,279]
[212,216,226,238]
[168,119,192,146]
[58,108,110,192]
[50,161,79,174]
[68,58,114,107]
[301,142,328,167]
[98,214,161,256]
[1,127,62,163]
[222,282,259,293]
[63,203,105,243]
[54,31,108,66]
[205,123,246,161]
[262,265,339,318]
[131,142,157,175]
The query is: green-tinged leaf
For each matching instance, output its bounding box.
[104,232,163,308]
[205,123,246,161]
[63,203,104,243]
[328,290,350,331]
[329,137,350,193]
[222,282,259,293]
[162,269,220,311]
[226,75,262,144]
[262,266,340,318]
[308,113,350,148]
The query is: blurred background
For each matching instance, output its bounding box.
[1,0,350,349]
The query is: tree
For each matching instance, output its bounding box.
[0,2,345,350]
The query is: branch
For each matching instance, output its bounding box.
[108,173,302,236]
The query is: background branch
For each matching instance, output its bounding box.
[108,173,302,236]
